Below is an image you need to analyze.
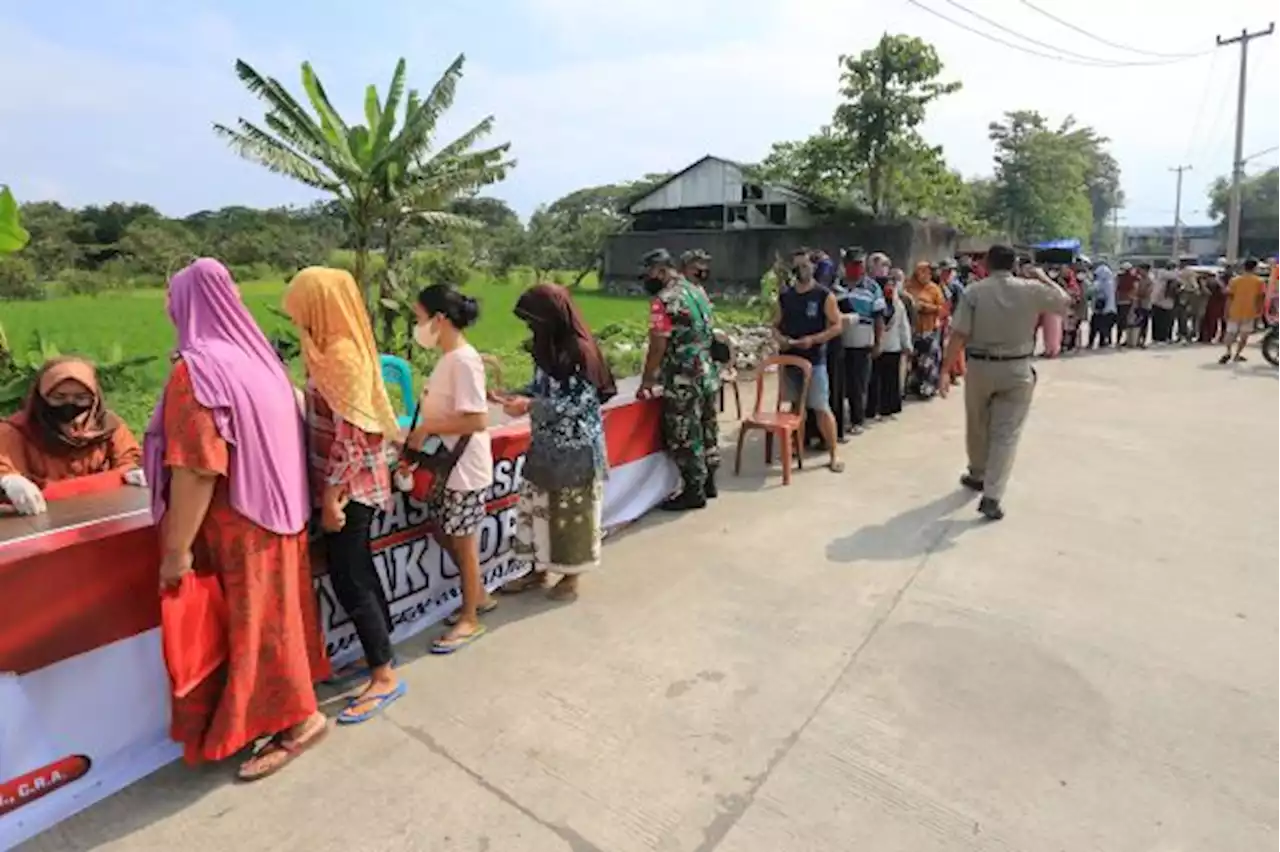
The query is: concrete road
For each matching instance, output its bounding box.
[22,345,1278,852]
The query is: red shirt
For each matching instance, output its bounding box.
[649,297,673,336]
[304,383,392,511]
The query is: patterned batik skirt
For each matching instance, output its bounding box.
[512,478,604,575]
[907,331,942,399]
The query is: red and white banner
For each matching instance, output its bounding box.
[0,397,674,849]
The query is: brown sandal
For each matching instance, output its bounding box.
[237,717,329,782]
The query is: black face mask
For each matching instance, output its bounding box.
[46,401,91,424]
[694,268,710,282]
[642,275,666,296]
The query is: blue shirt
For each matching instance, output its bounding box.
[778,285,831,364]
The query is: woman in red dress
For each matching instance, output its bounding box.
[144,258,331,781]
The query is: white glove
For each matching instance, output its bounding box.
[124,468,147,488]
[1,474,47,516]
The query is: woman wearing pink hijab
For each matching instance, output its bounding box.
[144,258,330,781]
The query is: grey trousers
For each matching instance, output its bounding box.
[964,359,1036,501]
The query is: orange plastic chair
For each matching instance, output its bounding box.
[733,355,812,485]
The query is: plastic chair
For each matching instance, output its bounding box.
[379,354,415,429]
[733,355,812,486]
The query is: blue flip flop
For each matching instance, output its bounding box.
[336,681,407,725]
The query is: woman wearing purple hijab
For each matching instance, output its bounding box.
[144,258,331,781]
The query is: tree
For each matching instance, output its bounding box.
[17,201,80,276]
[117,216,198,276]
[986,110,1096,243]
[755,35,965,223]
[213,55,513,333]
[835,34,962,218]
[1208,167,1279,259]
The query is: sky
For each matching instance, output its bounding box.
[2,0,1277,228]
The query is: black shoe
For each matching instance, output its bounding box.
[1218,354,1231,365]
[977,497,1004,521]
[660,490,707,512]
[960,473,984,492]
[705,469,719,499]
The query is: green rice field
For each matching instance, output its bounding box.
[0,273,665,432]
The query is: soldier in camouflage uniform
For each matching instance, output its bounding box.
[680,248,713,300]
[638,248,720,511]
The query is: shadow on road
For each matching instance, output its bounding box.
[1195,361,1278,379]
[825,488,985,563]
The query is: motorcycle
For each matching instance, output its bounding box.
[1262,321,1278,367]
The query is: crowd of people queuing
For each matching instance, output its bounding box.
[0,257,616,781]
[0,244,1271,782]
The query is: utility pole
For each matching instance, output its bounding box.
[1111,207,1122,258]
[1169,165,1192,262]
[1216,23,1275,264]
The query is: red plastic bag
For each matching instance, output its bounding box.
[160,573,228,698]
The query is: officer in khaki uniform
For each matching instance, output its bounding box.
[941,244,1071,520]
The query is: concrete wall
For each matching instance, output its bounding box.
[603,221,958,296]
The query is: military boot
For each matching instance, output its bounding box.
[704,466,719,499]
[660,479,707,511]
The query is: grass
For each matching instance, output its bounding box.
[2,270,760,433]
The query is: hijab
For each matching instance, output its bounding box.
[144,258,309,535]
[514,283,617,402]
[7,357,120,452]
[282,267,400,437]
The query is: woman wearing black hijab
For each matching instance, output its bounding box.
[498,283,616,601]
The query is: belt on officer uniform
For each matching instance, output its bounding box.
[965,350,1032,362]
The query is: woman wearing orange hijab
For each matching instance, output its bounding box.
[904,262,946,399]
[0,357,144,514]
[284,267,404,726]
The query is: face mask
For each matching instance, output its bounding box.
[642,275,665,296]
[413,320,439,349]
[694,268,710,282]
[845,263,865,280]
[47,401,91,424]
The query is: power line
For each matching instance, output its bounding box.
[1018,0,1207,59]
[905,0,1208,68]
[937,0,1203,66]
[1183,49,1224,163]
[902,0,1136,66]
[1243,145,1279,163]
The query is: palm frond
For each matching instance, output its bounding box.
[412,211,484,229]
[213,122,343,192]
[429,116,497,162]
[371,59,407,155]
[373,54,465,171]
[300,62,355,163]
[363,84,383,136]
[232,60,330,154]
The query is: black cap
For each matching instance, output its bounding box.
[840,246,866,263]
[640,248,674,268]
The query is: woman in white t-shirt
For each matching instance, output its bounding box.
[409,285,494,654]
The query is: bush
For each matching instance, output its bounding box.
[326,249,385,281]
[408,249,472,289]
[60,268,109,296]
[228,261,279,283]
[0,256,42,301]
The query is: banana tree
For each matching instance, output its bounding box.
[0,186,30,255]
[213,56,512,326]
